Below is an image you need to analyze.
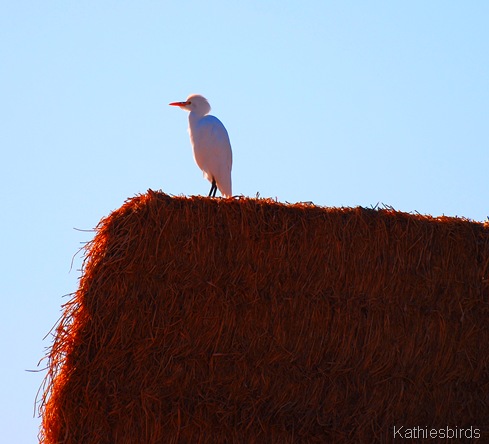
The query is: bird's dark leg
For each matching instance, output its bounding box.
[208,179,217,198]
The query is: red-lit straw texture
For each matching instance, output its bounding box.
[40,191,489,443]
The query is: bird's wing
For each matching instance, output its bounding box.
[201,116,229,142]
[197,116,232,162]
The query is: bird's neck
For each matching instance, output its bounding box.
[189,111,206,122]
[188,112,208,132]
[187,113,200,137]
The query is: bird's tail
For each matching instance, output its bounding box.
[217,175,232,198]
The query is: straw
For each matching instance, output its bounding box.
[39,190,489,443]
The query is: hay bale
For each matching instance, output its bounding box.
[40,191,489,443]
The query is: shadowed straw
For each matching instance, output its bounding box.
[39,191,489,443]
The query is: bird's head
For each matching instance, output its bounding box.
[169,94,211,116]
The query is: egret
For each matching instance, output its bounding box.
[169,94,233,198]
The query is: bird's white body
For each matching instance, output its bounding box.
[170,94,232,197]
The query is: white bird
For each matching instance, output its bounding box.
[169,94,233,198]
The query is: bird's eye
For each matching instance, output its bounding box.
[188,101,192,105]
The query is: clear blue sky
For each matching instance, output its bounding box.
[2,1,488,441]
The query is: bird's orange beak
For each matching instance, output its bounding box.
[169,101,189,107]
